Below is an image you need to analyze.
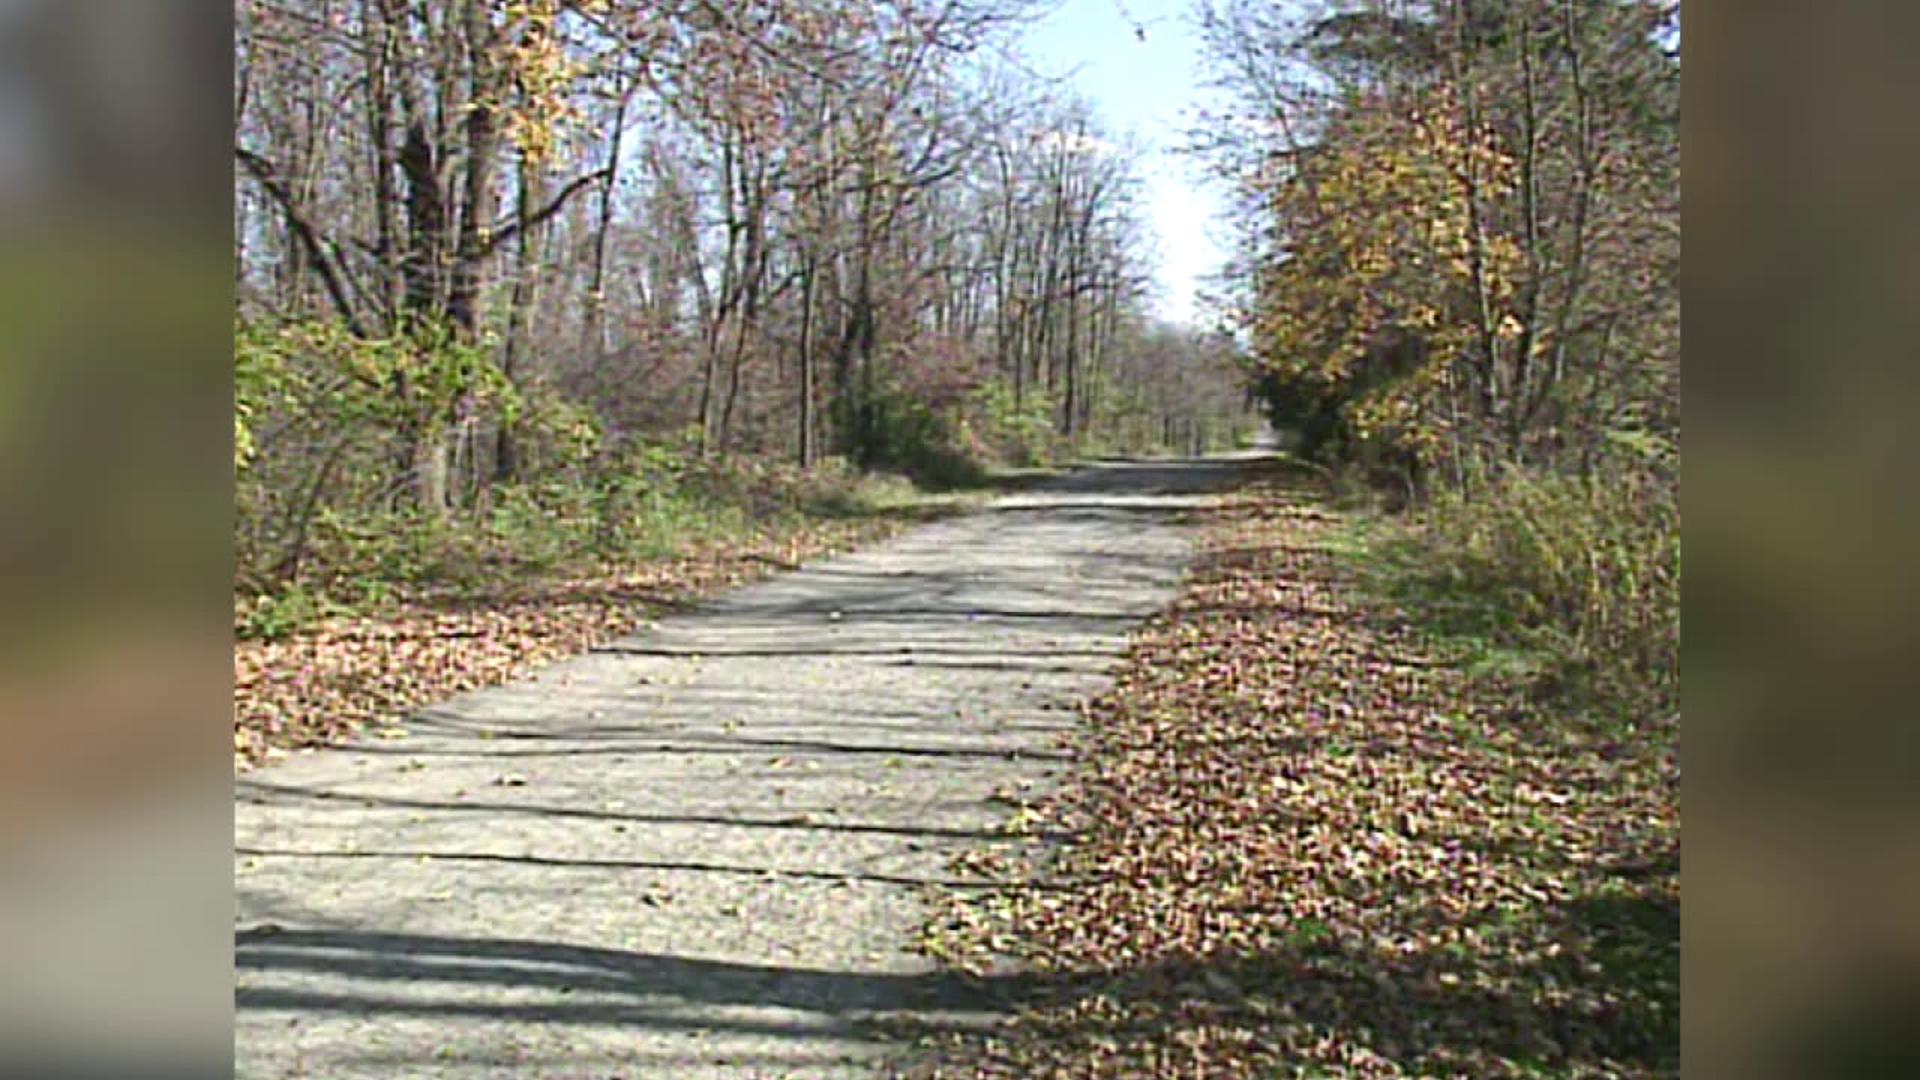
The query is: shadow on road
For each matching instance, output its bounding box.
[236,927,1053,1032]
[233,452,1298,1077]
[234,846,1035,891]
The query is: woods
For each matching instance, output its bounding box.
[233,0,1252,609]
[903,9,1681,1076]
[1195,0,1679,706]
[1198,0,1677,476]
[227,3,1684,1074]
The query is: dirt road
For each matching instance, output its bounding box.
[235,457,1251,1079]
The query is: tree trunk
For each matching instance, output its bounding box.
[798,257,817,468]
[580,73,634,358]
[497,146,547,484]
[446,0,499,340]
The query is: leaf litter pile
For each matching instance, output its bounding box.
[235,518,911,770]
[904,482,1678,1079]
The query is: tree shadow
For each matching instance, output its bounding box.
[234,845,1047,891]
[236,780,1064,844]
[797,492,976,524]
[235,926,1062,1037]
[888,877,1679,1078]
[591,633,1146,655]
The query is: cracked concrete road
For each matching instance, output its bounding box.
[234,456,1253,1079]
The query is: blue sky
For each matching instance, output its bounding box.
[1021,0,1230,328]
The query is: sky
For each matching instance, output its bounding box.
[1021,0,1231,328]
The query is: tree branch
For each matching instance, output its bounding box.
[234,146,371,337]
[480,165,614,258]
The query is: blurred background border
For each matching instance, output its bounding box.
[0,1,233,1075]
[0,0,1916,1075]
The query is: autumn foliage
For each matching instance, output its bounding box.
[906,475,1678,1079]
[1197,0,1679,707]
[897,6,1680,1074]
[232,0,1255,761]
[1207,0,1678,485]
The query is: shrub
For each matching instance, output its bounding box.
[232,317,940,642]
[843,383,988,489]
[1414,438,1679,714]
[965,376,1061,467]
[235,583,350,642]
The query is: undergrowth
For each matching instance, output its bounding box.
[236,448,922,642]
[233,449,956,768]
[1352,448,1679,728]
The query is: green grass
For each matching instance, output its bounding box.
[236,452,954,640]
[1331,455,1678,734]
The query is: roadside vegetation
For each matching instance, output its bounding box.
[233,437,944,768]
[232,0,1254,767]
[904,465,1678,1080]
[902,0,1678,1076]
[232,315,1247,769]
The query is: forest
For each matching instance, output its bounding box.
[1200,0,1679,709]
[234,0,1253,629]
[232,3,1681,1076]
[904,6,1682,1074]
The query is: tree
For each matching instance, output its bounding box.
[1195,0,1678,487]
[233,0,1250,578]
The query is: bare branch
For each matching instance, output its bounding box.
[235,146,371,337]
